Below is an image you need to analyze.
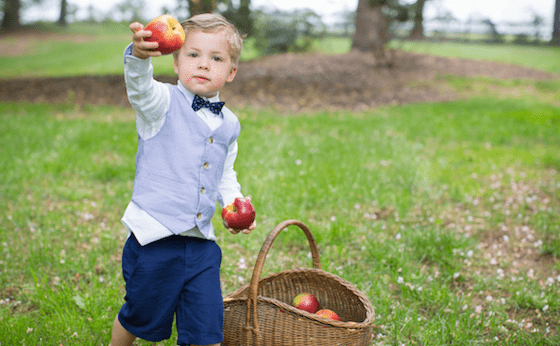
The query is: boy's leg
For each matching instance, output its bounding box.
[176,240,224,346]
[111,315,136,346]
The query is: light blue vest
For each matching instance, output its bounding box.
[131,84,241,239]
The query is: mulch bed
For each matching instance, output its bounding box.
[0,49,556,112]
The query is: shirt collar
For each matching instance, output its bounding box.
[177,81,220,105]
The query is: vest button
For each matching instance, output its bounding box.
[200,187,205,194]
[208,137,214,144]
[197,213,202,219]
[203,162,209,169]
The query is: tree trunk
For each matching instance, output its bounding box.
[1,0,21,30]
[58,0,68,26]
[409,0,427,39]
[552,0,560,45]
[351,0,389,63]
[188,0,217,15]
[237,0,252,35]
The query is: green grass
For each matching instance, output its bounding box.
[1,21,560,345]
[313,36,353,55]
[2,22,560,79]
[1,95,559,344]
[389,39,560,75]
[0,22,260,79]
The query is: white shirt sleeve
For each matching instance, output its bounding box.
[123,43,170,140]
[218,141,243,207]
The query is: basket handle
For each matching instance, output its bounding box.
[245,220,321,345]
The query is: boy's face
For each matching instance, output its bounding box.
[174,29,237,98]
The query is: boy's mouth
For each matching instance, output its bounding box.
[194,76,209,82]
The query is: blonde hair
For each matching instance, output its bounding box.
[173,13,244,68]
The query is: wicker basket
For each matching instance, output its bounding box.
[223,220,375,346]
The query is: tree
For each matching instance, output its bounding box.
[221,0,253,36]
[408,0,427,39]
[175,0,253,37]
[253,8,324,54]
[552,0,560,45]
[352,0,390,63]
[187,0,217,15]
[482,19,503,43]
[113,0,146,22]
[58,0,67,26]
[1,0,21,30]
[531,13,544,42]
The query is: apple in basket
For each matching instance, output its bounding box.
[315,309,341,321]
[292,293,319,314]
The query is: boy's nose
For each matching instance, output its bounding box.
[198,58,209,69]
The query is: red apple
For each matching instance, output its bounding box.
[315,309,340,321]
[292,293,319,314]
[144,14,185,55]
[222,197,255,230]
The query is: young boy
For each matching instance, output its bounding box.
[111,13,256,346]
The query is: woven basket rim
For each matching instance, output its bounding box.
[225,295,374,329]
[225,267,375,327]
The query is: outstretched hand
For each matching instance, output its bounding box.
[129,22,162,59]
[225,220,256,235]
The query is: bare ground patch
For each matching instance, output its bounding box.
[0,48,557,112]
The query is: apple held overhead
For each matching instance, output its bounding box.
[144,15,185,55]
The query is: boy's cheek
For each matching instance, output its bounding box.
[178,72,192,83]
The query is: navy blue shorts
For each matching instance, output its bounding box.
[118,234,224,345]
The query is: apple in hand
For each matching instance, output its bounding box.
[144,14,185,55]
[315,309,341,321]
[292,293,319,314]
[222,197,256,231]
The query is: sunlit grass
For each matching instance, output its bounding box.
[1,19,559,345]
[2,22,560,79]
[390,39,560,74]
[1,96,559,344]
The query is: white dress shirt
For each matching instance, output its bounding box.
[121,45,243,245]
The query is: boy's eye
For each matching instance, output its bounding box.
[213,56,223,62]
[188,52,198,58]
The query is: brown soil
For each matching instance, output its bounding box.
[0,45,556,113]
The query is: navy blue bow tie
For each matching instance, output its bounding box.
[192,95,225,115]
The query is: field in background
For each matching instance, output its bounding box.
[390,39,560,75]
[1,22,559,345]
[1,22,560,79]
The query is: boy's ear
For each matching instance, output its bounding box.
[227,66,237,83]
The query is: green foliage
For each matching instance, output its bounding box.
[221,0,254,36]
[252,9,326,55]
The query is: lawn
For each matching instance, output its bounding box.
[2,22,560,78]
[1,22,559,345]
[389,39,560,75]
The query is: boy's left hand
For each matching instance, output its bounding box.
[129,22,162,59]
[225,220,256,235]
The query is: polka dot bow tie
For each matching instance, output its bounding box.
[192,95,225,115]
